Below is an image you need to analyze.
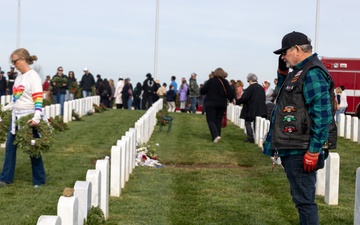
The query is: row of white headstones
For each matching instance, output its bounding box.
[37,98,163,225]
[0,95,163,225]
[227,104,360,224]
[0,94,98,124]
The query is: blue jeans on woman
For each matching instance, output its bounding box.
[0,126,46,186]
[281,153,319,225]
[53,92,65,115]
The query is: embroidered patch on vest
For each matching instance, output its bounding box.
[283,126,298,133]
[282,115,296,122]
[285,86,294,91]
[291,70,303,83]
[283,105,296,113]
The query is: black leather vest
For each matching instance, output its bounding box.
[271,56,337,150]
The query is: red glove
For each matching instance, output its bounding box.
[303,151,320,173]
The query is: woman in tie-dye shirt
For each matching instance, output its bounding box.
[0,48,46,188]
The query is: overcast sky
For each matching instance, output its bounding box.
[0,0,359,87]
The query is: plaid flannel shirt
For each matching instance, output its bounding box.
[263,54,333,157]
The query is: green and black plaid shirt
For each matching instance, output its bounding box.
[263,54,333,157]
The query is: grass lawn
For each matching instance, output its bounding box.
[0,109,358,225]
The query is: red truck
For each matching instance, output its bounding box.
[320,57,360,117]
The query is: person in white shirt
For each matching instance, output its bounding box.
[0,48,46,188]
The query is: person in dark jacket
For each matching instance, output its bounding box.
[95,74,103,94]
[0,71,7,97]
[201,68,234,143]
[79,67,95,97]
[51,66,68,115]
[142,73,156,110]
[121,78,132,109]
[133,82,142,110]
[263,31,336,225]
[166,84,176,112]
[236,73,267,143]
[98,79,112,108]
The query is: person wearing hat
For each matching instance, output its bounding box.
[79,67,95,97]
[263,31,337,225]
[0,71,7,97]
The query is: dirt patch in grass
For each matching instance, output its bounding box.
[166,163,250,169]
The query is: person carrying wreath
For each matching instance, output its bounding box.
[0,48,46,188]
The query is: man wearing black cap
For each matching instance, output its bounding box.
[263,31,337,225]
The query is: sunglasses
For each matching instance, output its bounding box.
[282,46,296,56]
[11,58,21,65]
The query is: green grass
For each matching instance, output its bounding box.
[0,109,358,224]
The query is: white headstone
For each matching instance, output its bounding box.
[316,158,327,196]
[37,215,61,225]
[352,117,359,142]
[44,106,50,119]
[57,196,78,225]
[338,113,345,137]
[86,169,101,207]
[55,104,61,116]
[116,140,127,189]
[122,135,130,182]
[74,181,92,225]
[110,145,122,197]
[96,159,109,220]
[129,128,137,171]
[0,95,5,106]
[345,115,352,139]
[50,105,56,119]
[63,101,69,123]
[354,168,360,225]
[325,152,340,205]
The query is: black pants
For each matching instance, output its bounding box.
[245,120,255,142]
[205,101,226,141]
[142,94,154,110]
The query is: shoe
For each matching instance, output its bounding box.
[34,185,43,188]
[0,181,8,188]
[245,139,254,143]
[214,136,221,143]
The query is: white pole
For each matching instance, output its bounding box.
[314,0,320,53]
[16,0,21,48]
[154,0,159,80]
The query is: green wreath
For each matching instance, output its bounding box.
[14,114,54,158]
[51,77,68,88]
[0,110,12,143]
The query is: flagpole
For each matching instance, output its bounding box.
[154,0,159,79]
[16,0,21,48]
[314,0,320,53]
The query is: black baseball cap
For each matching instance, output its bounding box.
[273,31,311,54]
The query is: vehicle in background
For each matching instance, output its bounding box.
[320,57,360,118]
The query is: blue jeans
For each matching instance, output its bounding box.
[127,98,133,110]
[281,154,319,225]
[53,92,65,115]
[188,97,198,113]
[0,127,46,185]
[82,90,92,98]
